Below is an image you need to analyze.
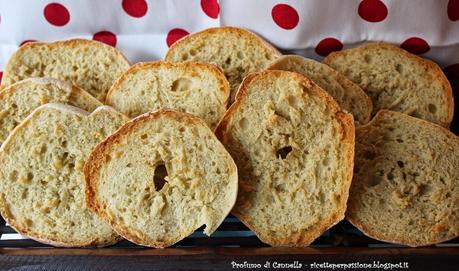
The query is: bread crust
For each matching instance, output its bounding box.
[215,70,355,246]
[2,224,121,248]
[324,43,454,127]
[346,109,459,247]
[165,26,281,61]
[0,104,123,247]
[85,109,238,248]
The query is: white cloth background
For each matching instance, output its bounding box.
[0,0,458,132]
[0,0,457,67]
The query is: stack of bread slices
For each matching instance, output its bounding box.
[0,26,456,248]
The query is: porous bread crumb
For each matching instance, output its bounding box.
[0,78,102,146]
[2,39,130,101]
[348,110,459,247]
[165,26,281,103]
[106,61,229,129]
[267,55,372,125]
[324,43,454,127]
[0,104,128,247]
[215,70,355,247]
[85,109,238,248]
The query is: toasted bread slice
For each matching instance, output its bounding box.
[165,26,281,103]
[215,70,355,246]
[106,61,229,129]
[2,39,130,101]
[0,104,128,247]
[347,110,459,247]
[85,109,238,248]
[323,43,454,127]
[0,77,102,145]
[267,55,373,125]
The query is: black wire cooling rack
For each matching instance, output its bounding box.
[0,215,458,248]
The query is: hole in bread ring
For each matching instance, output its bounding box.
[428,104,437,114]
[239,117,249,130]
[153,163,168,191]
[275,184,287,192]
[171,78,192,92]
[364,54,372,63]
[276,146,292,159]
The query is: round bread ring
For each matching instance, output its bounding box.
[0,104,126,247]
[216,70,355,246]
[85,109,238,248]
[347,110,459,247]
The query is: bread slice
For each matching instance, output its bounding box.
[215,70,355,246]
[0,104,128,247]
[85,109,238,248]
[164,26,281,103]
[267,55,373,125]
[347,110,459,247]
[106,61,229,129]
[0,77,102,146]
[323,43,454,127]
[2,39,130,101]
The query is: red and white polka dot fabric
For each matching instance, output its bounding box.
[0,0,458,82]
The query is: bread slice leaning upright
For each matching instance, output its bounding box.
[0,77,102,145]
[106,61,229,129]
[165,26,281,103]
[215,70,355,246]
[2,39,130,101]
[267,55,373,125]
[0,104,128,247]
[85,109,238,248]
[323,43,454,127]
[348,110,459,247]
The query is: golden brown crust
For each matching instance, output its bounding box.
[85,109,233,248]
[346,109,459,247]
[105,60,230,107]
[215,70,355,246]
[324,43,454,127]
[2,221,121,248]
[165,26,281,61]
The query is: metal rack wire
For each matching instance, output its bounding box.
[1,215,457,248]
